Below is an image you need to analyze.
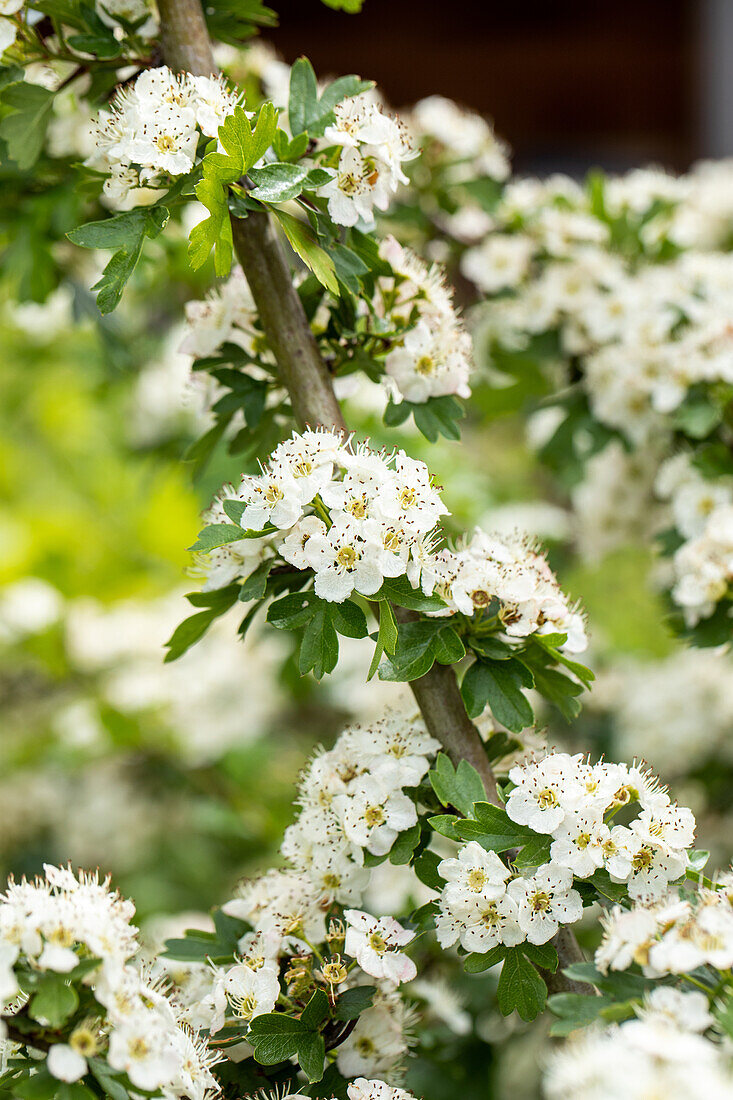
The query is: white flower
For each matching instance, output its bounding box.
[107,1012,181,1091]
[47,1044,88,1083]
[344,910,416,984]
[461,235,534,294]
[335,772,418,856]
[438,841,511,906]
[238,468,303,531]
[550,809,610,877]
[435,892,523,953]
[221,962,280,1025]
[507,863,583,944]
[305,519,385,602]
[505,753,585,833]
[640,987,713,1033]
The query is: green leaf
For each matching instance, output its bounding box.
[188,523,246,551]
[0,83,54,170]
[289,57,319,137]
[512,833,552,868]
[367,599,398,680]
[272,208,339,295]
[373,576,446,612]
[496,948,547,1021]
[378,619,462,682]
[28,974,79,1028]
[427,814,460,840]
[190,103,278,273]
[463,945,506,973]
[333,985,376,1021]
[164,587,239,661]
[239,559,274,602]
[249,162,310,203]
[531,665,584,721]
[384,395,465,443]
[13,1069,58,1100]
[389,822,421,865]
[248,1013,305,1063]
[267,591,319,630]
[68,207,169,313]
[548,992,614,1036]
[428,753,486,816]
[299,604,339,679]
[461,657,534,730]
[329,599,369,638]
[457,801,535,852]
[672,391,723,438]
[522,942,558,972]
[190,175,233,275]
[297,1032,325,1083]
[300,989,330,1029]
[412,849,444,891]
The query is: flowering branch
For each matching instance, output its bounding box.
[154,0,499,802]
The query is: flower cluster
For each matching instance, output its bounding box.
[543,991,733,1100]
[0,865,221,1099]
[88,66,238,209]
[431,528,587,652]
[281,712,440,904]
[596,876,733,978]
[196,431,587,663]
[315,95,417,227]
[436,751,696,954]
[505,752,695,900]
[378,237,473,403]
[197,429,446,602]
[179,267,259,360]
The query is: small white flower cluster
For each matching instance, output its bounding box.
[436,842,582,950]
[655,453,733,624]
[88,66,238,210]
[316,94,417,227]
[0,865,221,1100]
[410,95,511,185]
[596,876,733,978]
[543,991,733,1100]
[198,429,447,602]
[431,528,587,652]
[378,236,473,404]
[179,267,259,360]
[195,431,586,656]
[281,712,440,904]
[436,751,696,954]
[506,752,695,900]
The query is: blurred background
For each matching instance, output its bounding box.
[270,0,730,170]
[2,0,732,934]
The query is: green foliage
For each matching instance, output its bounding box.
[496,947,547,1021]
[248,990,328,1082]
[271,208,339,295]
[266,592,369,680]
[68,207,170,314]
[460,656,534,730]
[164,586,240,661]
[384,395,465,443]
[249,163,333,204]
[378,619,465,681]
[0,82,55,171]
[203,0,277,45]
[163,909,250,964]
[288,58,371,139]
[28,974,79,1028]
[428,753,486,816]
[189,103,278,275]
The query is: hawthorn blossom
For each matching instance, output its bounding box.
[344,910,416,984]
[506,864,583,945]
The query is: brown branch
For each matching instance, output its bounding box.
[156,0,591,996]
